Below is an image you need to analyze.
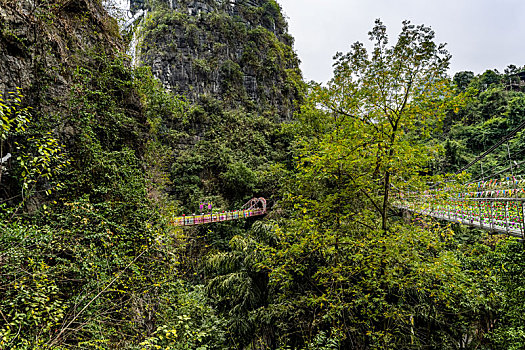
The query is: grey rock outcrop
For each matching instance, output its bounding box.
[137,0,302,119]
[0,0,122,113]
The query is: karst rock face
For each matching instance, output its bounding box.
[136,0,303,119]
[0,0,124,113]
[0,0,149,208]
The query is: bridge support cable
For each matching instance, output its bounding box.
[456,118,525,175]
[427,120,525,192]
[468,162,525,188]
[395,150,525,238]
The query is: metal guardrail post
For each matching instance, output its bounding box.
[490,201,494,233]
[479,200,483,229]
[522,202,525,239]
[505,201,509,235]
[469,199,474,226]
[459,201,465,223]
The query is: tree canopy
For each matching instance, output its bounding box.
[304,19,459,231]
[4,1,525,348]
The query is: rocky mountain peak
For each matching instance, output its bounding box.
[136,0,302,119]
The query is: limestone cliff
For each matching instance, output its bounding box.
[0,0,145,202]
[0,0,123,110]
[136,0,303,119]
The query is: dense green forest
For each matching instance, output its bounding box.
[2,0,525,349]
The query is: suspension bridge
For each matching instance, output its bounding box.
[171,197,267,226]
[395,178,525,238]
[392,115,525,238]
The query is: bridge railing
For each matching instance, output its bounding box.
[171,209,266,226]
[395,195,525,238]
[171,198,267,227]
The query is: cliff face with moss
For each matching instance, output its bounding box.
[0,0,174,347]
[0,0,123,111]
[138,0,303,119]
[0,0,149,205]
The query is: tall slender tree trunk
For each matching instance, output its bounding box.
[382,169,390,231]
[382,124,397,232]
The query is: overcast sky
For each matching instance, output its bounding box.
[277,0,525,84]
